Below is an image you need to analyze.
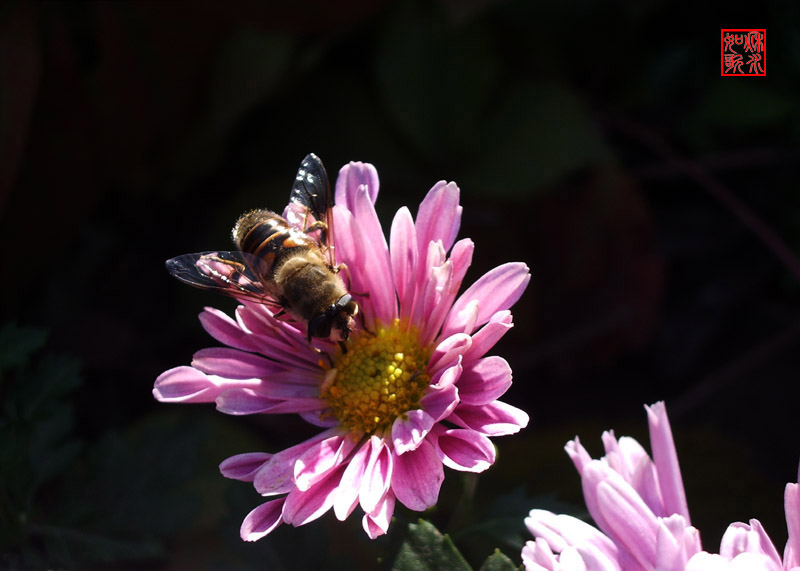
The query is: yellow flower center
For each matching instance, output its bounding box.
[321,319,431,435]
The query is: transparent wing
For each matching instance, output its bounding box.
[284,153,337,267]
[165,250,279,305]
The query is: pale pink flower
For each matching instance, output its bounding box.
[523,402,800,571]
[155,160,530,540]
[685,520,783,571]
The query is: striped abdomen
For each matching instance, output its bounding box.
[232,209,316,279]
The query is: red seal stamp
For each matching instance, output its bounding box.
[721,29,766,77]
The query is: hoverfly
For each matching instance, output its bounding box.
[166,153,358,344]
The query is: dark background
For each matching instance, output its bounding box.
[2,0,799,569]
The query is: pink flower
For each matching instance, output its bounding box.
[523,402,800,571]
[155,160,530,540]
[684,520,783,570]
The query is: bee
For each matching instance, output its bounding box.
[166,153,358,345]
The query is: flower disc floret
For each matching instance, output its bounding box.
[322,320,430,434]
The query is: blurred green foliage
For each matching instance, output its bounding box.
[0,323,204,567]
[394,519,472,571]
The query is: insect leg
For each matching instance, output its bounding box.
[304,220,328,234]
[310,343,336,367]
[337,263,370,298]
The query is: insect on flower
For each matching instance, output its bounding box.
[166,154,358,346]
[155,156,531,540]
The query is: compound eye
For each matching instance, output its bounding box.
[308,314,332,339]
[337,294,358,316]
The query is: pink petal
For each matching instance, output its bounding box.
[449,238,474,294]
[414,238,474,343]
[154,366,267,403]
[646,402,690,522]
[522,537,559,570]
[253,429,337,495]
[241,370,322,392]
[600,432,663,515]
[240,498,286,541]
[360,436,393,513]
[685,552,730,570]
[420,260,457,346]
[392,409,435,455]
[592,467,660,569]
[256,398,329,415]
[464,310,513,361]
[436,429,496,472]
[444,300,479,340]
[335,161,379,211]
[429,360,462,390]
[300,409,339,428]
[720,520,781,563]
[601,432,645,482]
[332,205,360,269]
[687,552,782,571]
[415,181,462,255]
[575,460,618,545]
[557,548,589,570]
[391,439,444,511]
[627,450,663,518]
[419,381,459,422]
[191,347,284,379]
[565,437,594,475]
[351,185,397,322]
[785,475,800,567]
[332,205,375,324]
[282,464,345,526]
[234,306,322,372]
[443,262,530,337]
[220,452,272,482]
[390,206,418,314]
[198,307,259,352]
[216,388,326,415]
[451,401,529,436]
[525,509,620,563]
[294,434,354,492]
[429,333,471,372]
[411,241,449,334]
[655,514,702,570]
[362,493,395,539]
[333,439,370,521]
[153,366,220,403]
[571,546,623,571]
[457,356,512,406]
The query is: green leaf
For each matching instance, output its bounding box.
[0,322,86,562]
[24,354,83,414]
[75,414,204,536]
[394,519,472,571]
[0,322,47,375]
[478,550,520,571]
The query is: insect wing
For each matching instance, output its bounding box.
[283,153,337,266]
[165,251,276,303]
[289,153,331,224]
